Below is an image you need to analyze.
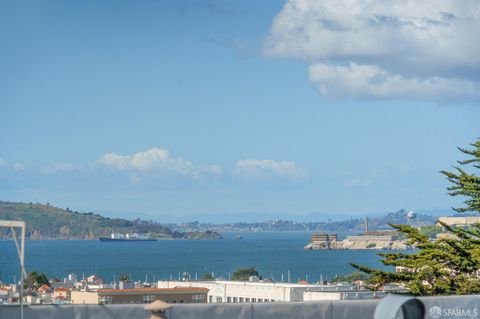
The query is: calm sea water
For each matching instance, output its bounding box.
[0,232,393,284]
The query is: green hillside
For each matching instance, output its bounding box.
[0,201,219,240]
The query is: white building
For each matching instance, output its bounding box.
[157,280,359,303]
[437,216,480,227]
[304,290,385,301]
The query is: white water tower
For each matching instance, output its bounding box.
[407,211,416,225]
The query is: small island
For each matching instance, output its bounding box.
[304,218,412,250]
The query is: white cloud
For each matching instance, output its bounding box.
[235,159,308,180]
[42,161,77,174]
[0,158,5,167]
[344,170,378,188]
[97,147,220,177]
[198,165,222,176]
[263,0,480,102]
[13,163,24,172]
[309,63,479,102]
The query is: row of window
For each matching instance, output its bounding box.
[99,295,190,304]
[209,296,276,303]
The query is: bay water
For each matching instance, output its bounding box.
[0,232,393,284]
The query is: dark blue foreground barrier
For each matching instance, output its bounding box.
[1,296,479,319]
[0,301,378,319]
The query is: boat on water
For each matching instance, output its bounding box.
[99,232,157,242]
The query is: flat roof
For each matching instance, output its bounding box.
[160,280,337,289]
[97,287,208,294]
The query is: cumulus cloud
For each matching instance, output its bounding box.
[263,0,480,102]
[97,147,221,177]
[309,63,479,102]
[235,159,308,180]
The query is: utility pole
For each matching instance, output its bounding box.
[0,220,26,319]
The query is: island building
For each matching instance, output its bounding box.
[71,287,208,305]
[305,233,338,249]
[310,233,337,243]
[157,280,369,303]
[436,216,480,227]
[305,217,408,250]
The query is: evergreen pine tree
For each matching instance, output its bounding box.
[440,139,480,213]
[351,139,480,296]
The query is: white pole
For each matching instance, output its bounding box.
[0,220,26,319]
[20,223,25,319]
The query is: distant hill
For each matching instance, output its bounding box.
[144,208,456,224]
[169,209,440,233]
[0,201,221,240]
[320,209,437,232]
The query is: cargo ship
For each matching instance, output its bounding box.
[99,232,157,242]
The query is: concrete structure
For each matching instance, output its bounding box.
[0,288,9,303]
[0,300,377,319]
[306,233,338,250]
[311,233,337,243]
[71,287,208,305]
[344,235,394,242]
[304,290,385,301]
[3,295,480,319]
[305,230,407,250]
[53,288,71,302]
[157,280,362,303]
[437,216,480,227]
[119,281,135,290]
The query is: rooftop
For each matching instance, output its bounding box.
[97,287,209,294]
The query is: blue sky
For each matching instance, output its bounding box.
[0,0,479,219]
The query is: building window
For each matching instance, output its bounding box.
[271,299,275,303]
[216,297,223,303]
[245,298,250,303]
[143,295,156,303]
[227,297,232,303]
[239,297,244,303]
[208,296,213,303]
[192,294,204,303]
[252,298,256,303]
[233,297,238,303]
[99,296,112,304]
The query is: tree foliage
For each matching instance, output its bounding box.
[201,273,215,281]
[352,223,480,296]
[24,271,50,290]
[332,271,370,283]
[440,139,480,213]
[352,139,480,296]
[231,267,261,281]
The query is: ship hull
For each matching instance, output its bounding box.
[99,238,157,242]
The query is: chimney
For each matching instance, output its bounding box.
[365,217,369,234]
